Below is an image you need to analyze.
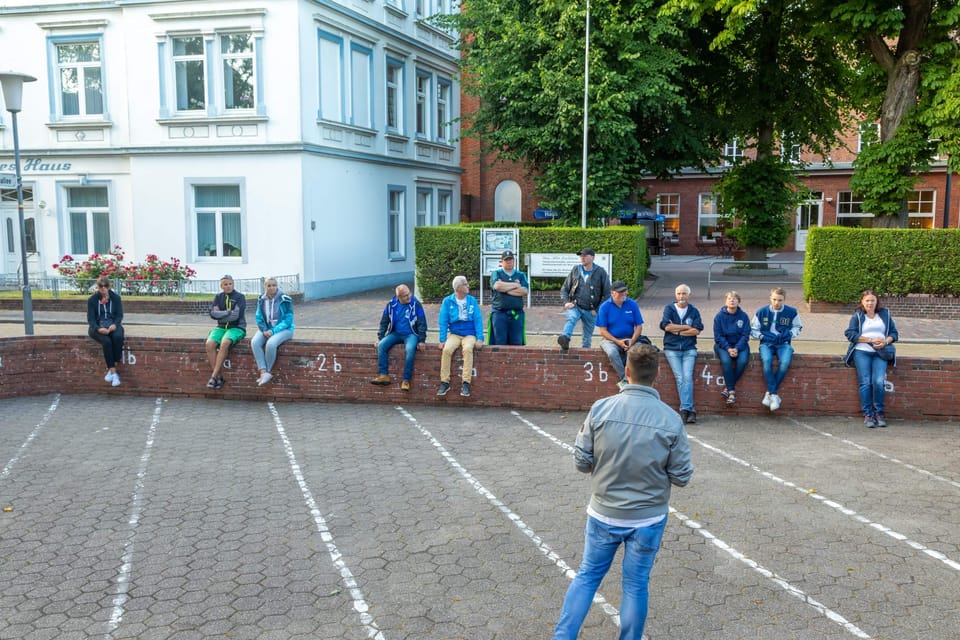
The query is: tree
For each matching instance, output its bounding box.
[662,0,857,259]
[835,0,960,227]
[446,0,725,225]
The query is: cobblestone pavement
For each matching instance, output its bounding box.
[2,395,959,639]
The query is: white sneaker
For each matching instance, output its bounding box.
[257,372,273,386]
[761,391,771,407]
[105,371,114,384]
[769,394,781,411]
[111,373,121,387]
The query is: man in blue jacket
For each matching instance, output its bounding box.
[437,275,485,397]
[750,287,803,411]
[659,283,704,424]
[372,284,428,390]
[552,343,693,640]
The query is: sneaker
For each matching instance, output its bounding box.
[685,410,697,424]
[864,414,877,428]
[257,372,273,386]
[720,388,730,399]
[206,376,218,389]
[104,371,115,384]
[371,374,391,386]
[875,413,888,427]
[111,374,121,387]
[213,375,225,390]
[726,390,736,405]
[761,391,772,407]
[769,394,781,411]
[557,334,570,353]
[437,382,451,396]
[460,382,471,397]
[679,409,690,423]
[401,380,411,391]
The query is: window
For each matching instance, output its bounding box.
[858,122,880,152]
[657,193,679,234]
[436,79,451,141]
[415,0,426,17]
[388,187,406,259]
[723,139,742,166]
[194,185,243,258]
[67,187,110,255]
[386,58,404,132]
[173,35,206,112]
[416,189,432,226]
[697,193,721,238]
[438,190,452,225]
[166,31,259,116]
[350,44,373,128]
[318,32,344,122]
[221,33,255,110]
[54,40,105,117]
[908,189,935,229]
[836,191,872,227]
[415,72,430,137]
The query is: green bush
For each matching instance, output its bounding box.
[803,227,960,301]
[415,223,648,301]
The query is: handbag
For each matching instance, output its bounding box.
[876,344,896,362]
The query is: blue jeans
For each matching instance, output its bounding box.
[250,329,293,373]
[561,307,597,348]
[713,345,749,391]
[600,339,628,381]
[552,515,668,640]
[664,348,697,411]
[759,342,794,394]
[377,332,419,380]
[853,349,888,416]
[491,308,524,345]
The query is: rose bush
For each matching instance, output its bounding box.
[53,246,196,295]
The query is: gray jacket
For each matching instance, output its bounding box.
[574,384,693,520]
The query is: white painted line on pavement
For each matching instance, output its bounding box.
[689,434,960,573]
[398,407,623,630]
[787,417,960,491]
[106,397,163,638]
[511,410,873,640]
[269,403,386,640]
[0,394,60,483]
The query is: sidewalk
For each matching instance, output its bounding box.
[3,253,960,357]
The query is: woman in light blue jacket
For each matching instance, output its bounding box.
[251,277,295,385]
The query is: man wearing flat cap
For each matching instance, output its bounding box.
[489,250,528,345]
[597,280,645,390]
[558,248,611,352]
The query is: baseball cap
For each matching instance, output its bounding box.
[501,250,515,260]
[611,280,628,293]
[577,247,596,256]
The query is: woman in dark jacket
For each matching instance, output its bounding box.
[844,290,898,428]
[713,291,751,405]
[87,275,124,386]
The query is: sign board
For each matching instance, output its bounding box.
[0,172,16,188]
[528,253,612,278]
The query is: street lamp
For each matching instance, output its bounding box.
[0,71,37,335]
[580,0,590,229]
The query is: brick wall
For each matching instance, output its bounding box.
[1,336,956,421]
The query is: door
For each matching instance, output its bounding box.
[795,194,822,251]
[1,185,37,279]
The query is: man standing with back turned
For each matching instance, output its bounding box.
[552,343,694,640]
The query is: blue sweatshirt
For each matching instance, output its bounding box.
[713,307,751,352]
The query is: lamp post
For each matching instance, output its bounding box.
[0,71,37,335]
[580,0,590,229]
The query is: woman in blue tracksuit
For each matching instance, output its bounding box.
[844,290,898,428]
[251,277,295,386]
[713,291,751,405]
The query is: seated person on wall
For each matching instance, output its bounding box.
[251,277,295,387]
[659,283,704,425]
[596,280,644,391]
[87,275,125,387]
[557,248,611,352]
[372,284,427,391]
[437,275,485,398]
[750,287,803,412]
[489,250,528,345]
[712,291,751,406]
[205,274,247,390]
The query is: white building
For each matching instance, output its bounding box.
[0,0,461,298]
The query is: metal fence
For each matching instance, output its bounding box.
[706,260,804,300]
[0,273,301,299]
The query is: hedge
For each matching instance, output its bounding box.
[803,226,960,302]
[414,223,648,301]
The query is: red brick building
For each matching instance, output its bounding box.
[460,109,958,254]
